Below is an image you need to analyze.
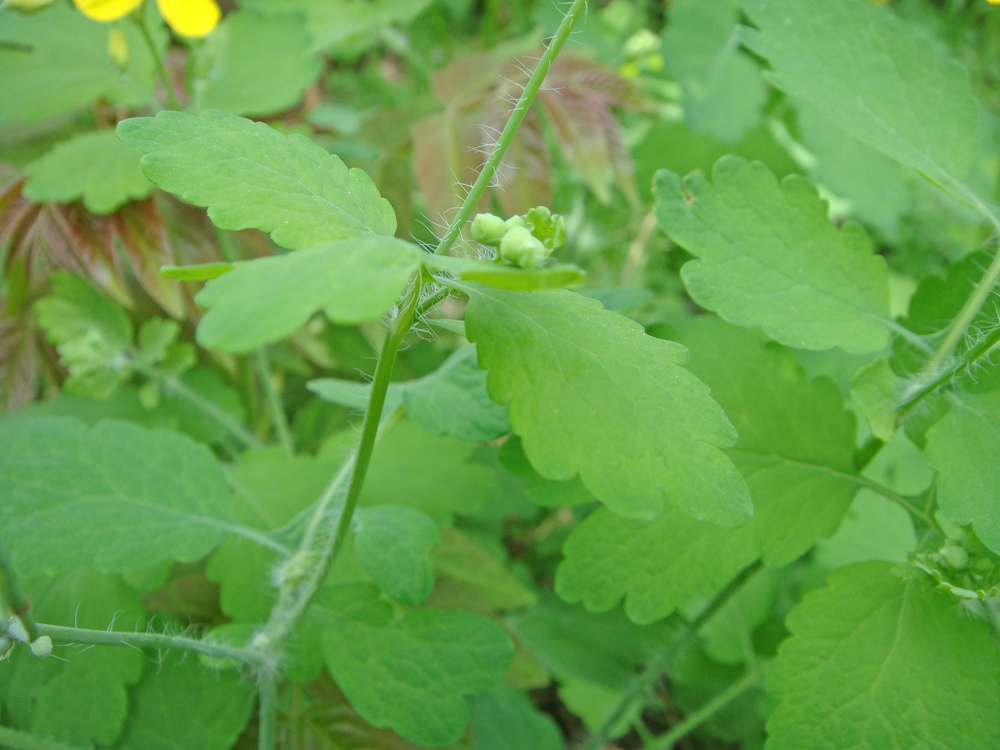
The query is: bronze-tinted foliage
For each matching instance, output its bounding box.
[409,50,640,233]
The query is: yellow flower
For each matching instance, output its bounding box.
[73,0,220,37]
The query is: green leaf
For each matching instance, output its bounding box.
[851,359,904,442]
[352,505,439,605]
[314,584,514,746]
[814,491,917,570]
[34,270,132,349]
[115,653,255,750]
[430,255,586,290]
[462,285,751,525]
[0,569,144,747]
[116,110,396,248]
[697,566,777,665]
[682,318,861,565]
[22,131,152,214]
[190,10,322,117]
[0,4,156,124]
[160,262,235,281]
[311,345,508,442]
[498,437,595,509]
[663,0,766,143]
[194,237,424,352]
[765,562,1000,750]
[739,0,979,185]
[469,685,565,750]
[555,505,759,625]
[431,527,538,612]
[654,156,891,353]
[925,390,1000,554]
[0,418,234,576]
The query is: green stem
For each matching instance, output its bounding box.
[850,476,939,533]
[0,726,87,750]
[258,671,279,750]
[580,561,764,750]
[133,13,180,111]
[256,347,294,455]
[433,0,589,257]
[35,623,266,667]
[132,360,264,450]
[646,663,766,750]
[0,538,39,643]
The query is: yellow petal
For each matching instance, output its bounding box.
[73,0,143,22]
[155,0,219,37]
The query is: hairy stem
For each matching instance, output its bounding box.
[258,670,279,750]
[580,561,764,750]
[35,623,266,667]
[646,662,766,750]
[132,360,264,449]
[0,726,87,750]
[433,0,589,257]
[256,346,294,455]
[0,538,39,642]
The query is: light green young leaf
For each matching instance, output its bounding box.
[739,0,979,185]
[765,562,1000,750]
[682,318,861,565]
[462,285,751,525]
[190,10,322,117]
[115,653,255,750]
[663,0,766,144]
[851,359,903,442]
[34,270,132,349]
[116,110,396,247]
[194,237,424,352]
[654,156,891,353]
[925,390,1000,554]
[0,418,234,576]
[352,505,439,605]
[430,255,586,291]
[22,131,152,214]
[0,570,144,747]
[314,584,514,747]
[555,505,759,625]
[160,262,235,281]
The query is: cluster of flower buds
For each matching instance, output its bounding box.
[471,207,567,270]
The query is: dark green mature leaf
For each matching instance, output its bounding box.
[663,0,766,144]
[22,131,152,214]
[352,505,439,605]
[739,0,979,185]
[430,255,586,291]
[115,653,255,750]
[190,10,322,117]
[654,156,892,353]
[314,584,514,746]
[116,110,396,247]
[469,685,565,750]
[194,237,424,352]
[556,505,759,624]
[925,391,1000,554]
[463,286,751,525]
[766,562,1000,750]
[0,570,144,747]
[0,418,234,576]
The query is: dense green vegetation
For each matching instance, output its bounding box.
[2,1,1000,749]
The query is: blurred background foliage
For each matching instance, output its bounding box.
[2,1,1000,748]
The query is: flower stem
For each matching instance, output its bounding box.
[257,670,279,750]
[133,13,180,111]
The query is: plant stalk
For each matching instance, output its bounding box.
[256,346,294,455]
[133,13,180,111]
[433,0,589,257]
[258,670,278,750]
[580,561,763,750]
[35,623,266,667]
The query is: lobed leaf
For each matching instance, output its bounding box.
[116,110,396,248]
[194,237,425,352]
[0,418,234,576]
[352,505,440,605]
[462,285,751,525]
[654,156,891,353]
[314,584,514,746]
[765,562,1000,750]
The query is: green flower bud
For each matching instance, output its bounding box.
[5,617,28,644]
[500,226,549,270]
[942,545,970,571]
[2,0,55,11]
[525,206,566,250]
[29,636,52,659]
[471,213,507,246]
[0,635,12,661]
[504,216,526,231]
